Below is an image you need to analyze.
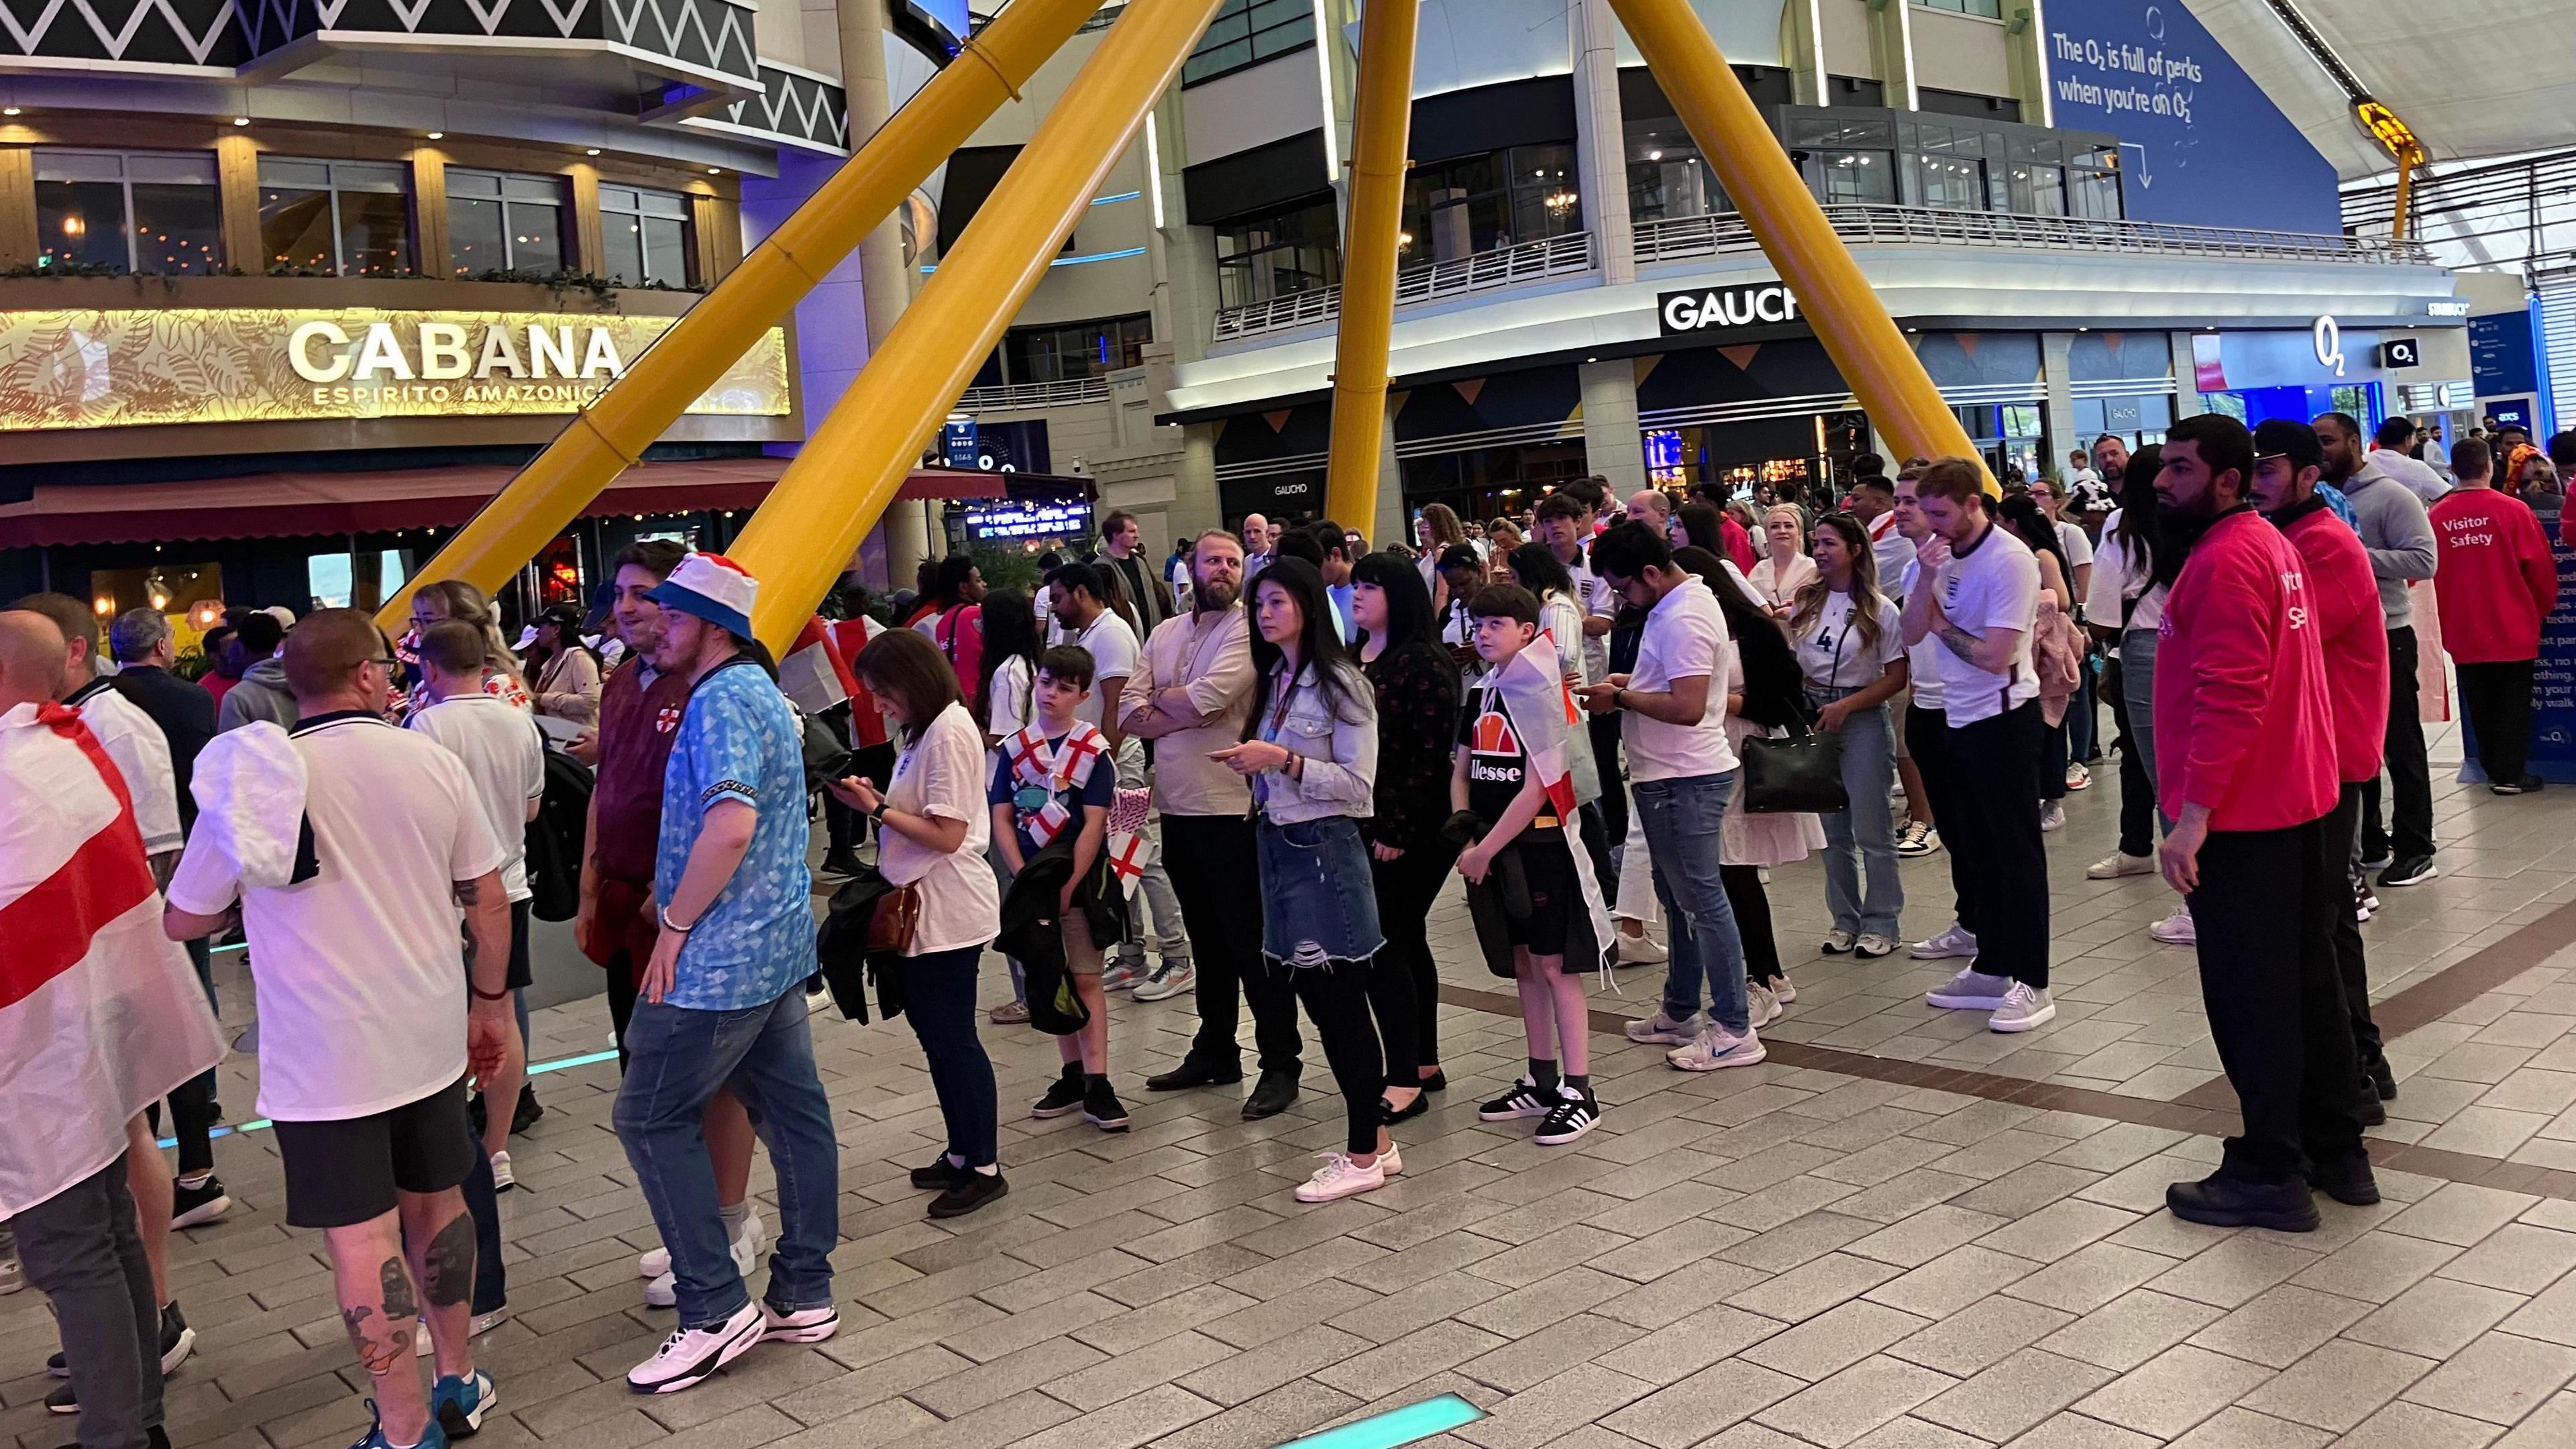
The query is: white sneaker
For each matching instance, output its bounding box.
[415,1307,508,1356]
[1624,1010,1701,1045]
[639,1207,764,1281]
[1668,1022,1767,1072]
[2066,762,2092,792]
[1926,967,2014,1010]
[1856,933,1896,959]
[1765,973,1796,1004]
[2149,908,2196,945]
[1988,982,2057,1033]
[1294,1152,1387,1203]
[2039,802,2066,833]
[1614,932,1668,965]
[2087,851,2155,879]
[1894,821,1941,857]
[758,1303,841,1344]
[643,1224,763,1309]
[1911,923,1978,960]
[1132,960,1194,1002]
[488,1151,514,1192]
[1377,1141,1405,1178]
[1748,983,1781,1028]
[627,1302,761,1394]
[1821,929,1856,955]
[1101,961,1145,991]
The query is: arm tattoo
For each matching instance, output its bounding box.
[452,877,482,906]
[1937,624,1983,663]
[419,1210,476,1308]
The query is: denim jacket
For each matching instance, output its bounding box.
[1252,659,1378,824]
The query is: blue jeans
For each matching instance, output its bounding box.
[615,988,839,1330]
[902,946,998,1168]
[1809,686,1903,939]
[1635,771,1752,1033]
[2123,628,2171,835]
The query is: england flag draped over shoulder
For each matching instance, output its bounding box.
[0,702,223,1218]
[1490,627,1616,970]
[779,615,860,716]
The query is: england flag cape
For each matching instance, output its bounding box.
[1002,721,1148,896]
[0,702,224,1218]
[1489,628,1617,982]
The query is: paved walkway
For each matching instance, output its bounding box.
[11,731,2576,1449]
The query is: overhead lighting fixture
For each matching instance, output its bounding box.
[233,116,250,126]
[2,107,19,117]
[426,131,443,140]
[586,148,602,156]
[707,167,721,175]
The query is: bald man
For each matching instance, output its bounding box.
[1241,513,1273,576]
[1626,489,1673,532]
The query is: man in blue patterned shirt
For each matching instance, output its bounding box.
[612,552,841,1396]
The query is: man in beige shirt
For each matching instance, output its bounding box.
[1123,530,1307,1119]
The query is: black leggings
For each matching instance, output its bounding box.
[1722,865,1781,983]
[1285,957,1389,1155]
[1368,841,1458,1078]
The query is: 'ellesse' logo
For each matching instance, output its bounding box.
[1470,710,1521,757]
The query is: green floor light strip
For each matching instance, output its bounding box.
[1275,1395,1483,1449]
[155,1046,625,1150]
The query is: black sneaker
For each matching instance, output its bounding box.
[172,1174,231,1229]
[2491,775,2545,796]
[2165,1172,2320,1232]
[45,1381,73,1415]
[48,1305,193,1410]
[910,1156,967,1190]
[2369,1059,2398,1102]
[927,1170,1008,1219]
[511,1083,543,1135]
[819,849,865,878]
[2379,854,2438,888]
[1083,1079,1131,1132]
[1479,1077,1550,1122]
[2305,1155,2381,1208]
[2357,1092,2386,1128]
[1534,1085,1601,1145]
[1032,1067,1086,1119]
[1144,1059,1242,1092]
[2361,847,2395,872]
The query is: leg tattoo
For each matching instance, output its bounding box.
[419,1211,476,1309]
[341,1301,413,1379]
[379,1255,419,1322]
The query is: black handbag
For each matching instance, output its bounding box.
[1741,621,1849,814]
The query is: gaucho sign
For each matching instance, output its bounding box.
[1658,283,1803,337]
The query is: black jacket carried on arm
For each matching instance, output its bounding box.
[997,833,1128,1036]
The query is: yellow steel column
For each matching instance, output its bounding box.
[1320,0,1419,533]
[1606,0,1986,478]
[731,0,1223,651]
[373,0,1104,633]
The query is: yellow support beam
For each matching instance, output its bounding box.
[1606,0,1987,481]
[1319,0,1419,533]
[730,0,1222,652]
[373,0,1107,633]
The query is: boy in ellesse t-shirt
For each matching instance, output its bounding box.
[2428,439,2560,793]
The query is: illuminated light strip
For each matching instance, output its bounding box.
[153,1048,624,1149]
[1311,0,1340,180]
[1275,1395,1484,1449]
[1090,190,1142,205]
[1144,113,1166,228]
[920,246,1147,274]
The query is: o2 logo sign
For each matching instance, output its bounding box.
[1659,284,1803,337]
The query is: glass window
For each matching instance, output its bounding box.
[1215,193,1342,309]
[35,150,221,275]
[1915,152,1984,210]
[1914,0,2003,15]
[2068,148,2123,220]
[1811,150,1896,205]
[1183,0,1316,87]
[1998,161,2065,215]
[446,169,566,276]
[258,158,413,276]
[1401,144,1582,264]
[596,184,696,288]
[1627,117,1726,223]
[1000,313,1153,384]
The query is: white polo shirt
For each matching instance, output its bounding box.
[69,679,180,857]
[1623,575,1739,782]
[409,692,545,904]
[1051,610,1140,732]
[166,712,505,1121]
[1932,523,2042,726]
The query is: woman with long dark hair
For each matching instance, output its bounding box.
[1672,501,1725,556]
[1350,552,1460,1122]
[973,586,1046,1025]
[2084,445,2177,896]
[1996,494,2080,833]
[1788,513,1909,957]
[529,603,604,726]
[1210,559,1393,1203]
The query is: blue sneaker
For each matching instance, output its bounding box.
[430,1370,496,1440]
[349,1400,448,1449]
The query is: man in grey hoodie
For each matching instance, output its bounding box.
[215,612,297,734]
[2318,412,2439,889]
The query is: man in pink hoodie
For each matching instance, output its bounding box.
[2153,413,2370,1232]
[2428,437,2559,795]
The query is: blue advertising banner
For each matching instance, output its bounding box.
[2502,527,2576,783]
[2471,306,2543,398]
[2042,0,2342,234]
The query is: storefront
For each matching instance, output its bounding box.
[2186,317,2470,437]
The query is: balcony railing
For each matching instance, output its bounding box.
[1633,205,2437,268]
[1213,231,1597,341]
[955,376,1115,413]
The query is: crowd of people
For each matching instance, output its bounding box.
[7,404,2573,1448]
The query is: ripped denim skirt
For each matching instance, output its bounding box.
[1254,813,1385,969]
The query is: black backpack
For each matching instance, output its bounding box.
[525,745,593,922]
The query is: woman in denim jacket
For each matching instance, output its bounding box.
[1212,557,1393,1203]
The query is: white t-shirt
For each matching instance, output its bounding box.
[2053,519,2095,575]
[166,714,505,1121]
[877,703,1000,957]
[1792,592,1905,690]
[409,694,545,903]
[1570,552,1615,682]
[1866,513,1913,598]
[1623,576,1739,782]
[1051,610,1139,731]
[2086,510,2166,636]
[73,682,180,857]
[1900,559,1945,710]
[1540,590,1591,686]
[2371,446,2452,504]
[1932,525,2042,725]
[985,655,1036,740]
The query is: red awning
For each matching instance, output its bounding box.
[0,462,1012,549]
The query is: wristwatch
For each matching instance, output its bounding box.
[658,904,695,934]
[868,800,890,821]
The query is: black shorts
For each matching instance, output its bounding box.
[467,899,535,990]
[1503,834,1578,959]
[272,1077,478,1228]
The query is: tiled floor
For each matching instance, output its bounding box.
[13,726,2576,1449]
